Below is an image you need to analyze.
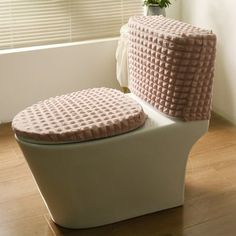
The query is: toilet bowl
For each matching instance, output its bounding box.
[12,16,216,229]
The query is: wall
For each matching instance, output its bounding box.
[2,1,234,124]
[166,0,181,20]
[0,39,120,122]
[181,0,236,124]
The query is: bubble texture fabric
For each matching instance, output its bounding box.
[128,16,216,121]
[12,88,146,144]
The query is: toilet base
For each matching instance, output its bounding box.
[16,96,208,229]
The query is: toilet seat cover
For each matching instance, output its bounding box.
[12,88,146,144]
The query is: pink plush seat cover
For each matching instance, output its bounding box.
[128,16,216,121]
[12,88,146,144]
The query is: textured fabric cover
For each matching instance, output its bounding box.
[128,16,216,121]
[12,88,146,143]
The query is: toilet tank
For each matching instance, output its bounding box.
[128,16,216,121]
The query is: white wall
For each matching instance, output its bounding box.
[181,0,236,124]
[0,39,120,122]
[2,2,234,124]
[166,0,182,20]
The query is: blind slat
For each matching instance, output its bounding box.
[0,0,143,50]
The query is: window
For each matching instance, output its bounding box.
[0,0,143,50]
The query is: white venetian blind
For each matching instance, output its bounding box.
[0,0,143,50]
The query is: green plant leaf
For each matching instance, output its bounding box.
[143,0,172,8]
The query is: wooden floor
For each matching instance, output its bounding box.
[0,114,236,236]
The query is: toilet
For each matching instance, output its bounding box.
[12,16,216,229]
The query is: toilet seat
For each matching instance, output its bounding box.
[12,87,146,144]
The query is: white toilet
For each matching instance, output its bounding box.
[12,16,216,229]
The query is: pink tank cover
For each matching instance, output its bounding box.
[128,16,216,121]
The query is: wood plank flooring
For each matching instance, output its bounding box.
[0,114,236,236]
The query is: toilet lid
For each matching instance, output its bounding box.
[12,88,146,144]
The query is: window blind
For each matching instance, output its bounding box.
[0,0,143,50]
